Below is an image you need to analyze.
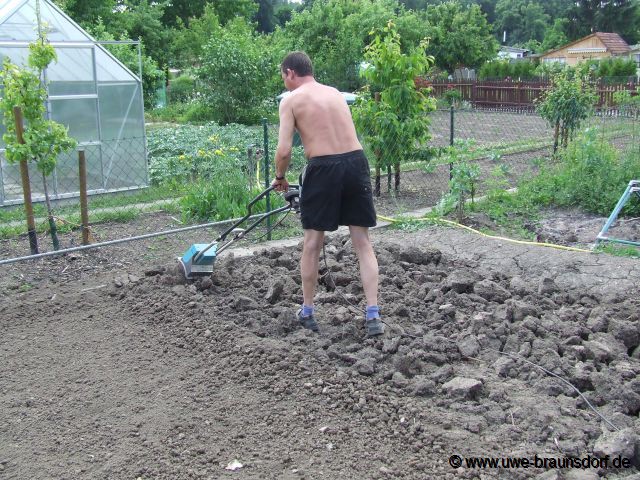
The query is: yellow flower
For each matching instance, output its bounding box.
[229,146,239,152]
[214,149,223,155]
[197,149,205,157]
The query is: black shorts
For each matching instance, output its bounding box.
[300,150,376,231]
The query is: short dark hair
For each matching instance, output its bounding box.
[281,51,314,77]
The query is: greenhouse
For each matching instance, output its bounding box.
[0,0,147,206]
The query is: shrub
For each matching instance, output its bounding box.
[197,18,275,125]
[510,128,640,216]
[168,75,196,104]
[180,173,260,221]
[147,123,262,187]
[535,71,597,153]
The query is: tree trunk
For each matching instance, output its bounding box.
[457,192,465,224]
[552,121,560,155]
[374,165,381,197]
[394,162,400,192]
[386,165,391,193]
[561,126,569,148]
[41,171,59,250]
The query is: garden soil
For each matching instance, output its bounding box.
[1,223,640,480]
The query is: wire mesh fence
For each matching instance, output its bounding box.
[1,106,638,263]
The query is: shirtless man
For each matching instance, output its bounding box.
[271,51,384,337]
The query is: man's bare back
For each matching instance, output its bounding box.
[279,81,362,159]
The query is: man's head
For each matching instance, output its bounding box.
[281,51,314,77]
[281,51,314,90]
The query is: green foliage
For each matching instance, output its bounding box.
[0,38,76,176]
[614,88,640,118]
[548,128,640,215]
[478,59,538,80]
[475,128,640,230]
[169,5,222,69]
[443,88,463,107]
[535,71,597,152]
[197,18,276,124]
[167,75,196,104]
[435,140,482,222]
[162,0,257,28]
[566,0,640,45]
[540,18,569,52]
[86,20,164,109]
[576,58,638,81]
[353,21,436,188]
[147,122,263,187]
[423,1,499,73]
[180,174,263,222]
[273,0,427,91]
[495,0,550,44]
[595,243,640,259]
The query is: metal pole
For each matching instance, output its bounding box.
[78,150,91,245]
[137,40,149,187]
[262,118,272,241]
[0,211,278,267]
[449,105,454,183]
[14,107,39,254]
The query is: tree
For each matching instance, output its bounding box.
[495,0,549,45]
[162,0,257,27]
[86,20,163,108]
[535,71,597,154]
[197,18,275,124]
[274,0,428,91]
[353,21,436,196]
[274,1,295,26]
[566,0,640,44]
[0,31,77,250]
[110,0,170,67]
[424,1,499,74]
[53,0,117,26]
[254,0,276,33]
[170,5,222,69]
[541,18,568,52]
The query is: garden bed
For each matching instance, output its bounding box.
[1,209,639,479]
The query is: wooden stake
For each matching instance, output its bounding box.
[13,106,38,254]
[78,149,90,245]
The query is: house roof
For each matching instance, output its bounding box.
[500,46,529,53]
[594,32,631,55]
[541,32,630,57]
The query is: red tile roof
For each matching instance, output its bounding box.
[594,32,630,55]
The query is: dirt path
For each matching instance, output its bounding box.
[1,225,639,479]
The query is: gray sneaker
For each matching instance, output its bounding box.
[365,317,385,336]
[296,308,319,332]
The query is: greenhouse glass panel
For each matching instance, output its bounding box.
[50,97,99,142]
[47,47,94,83]
[0,0,148,206]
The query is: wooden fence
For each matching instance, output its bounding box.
[419,79,638,110]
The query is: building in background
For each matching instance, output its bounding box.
[539,32,630,66]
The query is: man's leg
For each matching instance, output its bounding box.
[349,226,383,336]
[300,228,325,307]
[349,226,378,306]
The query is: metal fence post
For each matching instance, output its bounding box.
[449,105,455,183]
[262,118,272,240]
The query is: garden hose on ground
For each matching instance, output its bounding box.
[376,214,593,254]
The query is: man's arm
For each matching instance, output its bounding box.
[274,96,295,180]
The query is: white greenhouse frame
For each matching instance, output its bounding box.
[0,0,148,206]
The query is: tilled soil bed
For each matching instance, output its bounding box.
[1,225,639,479]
